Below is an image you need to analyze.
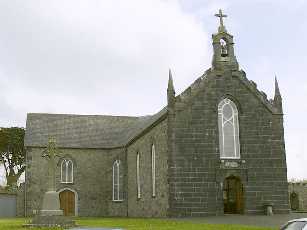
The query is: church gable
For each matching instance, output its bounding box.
[172,8,281,116]
[174,69,279,116]
[167,9,288,217]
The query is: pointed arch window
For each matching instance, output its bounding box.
[136,152,141,199]
[61,159,73,183]
[218,98,240,159]
[151,144,156,197]
[112,160,122,201]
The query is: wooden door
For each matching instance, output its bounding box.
[236,180,244,214]
[59,190,75,216]
[223,176,244,214]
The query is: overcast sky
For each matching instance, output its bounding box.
[0,0,306,184]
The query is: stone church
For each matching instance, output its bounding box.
[24,11,289,217]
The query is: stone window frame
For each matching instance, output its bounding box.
[136,152,141,200]
[218,98,240,159]
[61,159,74,184]
[112,160,123,202]
[151,143,156,198]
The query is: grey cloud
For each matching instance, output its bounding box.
[0,0,306,180]
[0,0,209,127]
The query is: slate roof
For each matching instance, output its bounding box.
[25,107,167,149]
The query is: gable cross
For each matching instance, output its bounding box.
[215,9,227,32]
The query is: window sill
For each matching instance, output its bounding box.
[60,182,74,184]
[112,200,124,203]
[220,157,241,160]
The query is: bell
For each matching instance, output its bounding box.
[221,45,228,57]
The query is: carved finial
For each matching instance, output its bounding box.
[274,75,282,113]
[168,69,174,91]
[167,69,175,105]
[215,9,227,32]
[274,76,281,97]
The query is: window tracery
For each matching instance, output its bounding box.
[218,98,240,158]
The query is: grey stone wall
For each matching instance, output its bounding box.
[127,119,169,217]
[25,147,127,217]
[168,69,289,217]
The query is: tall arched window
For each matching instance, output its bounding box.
[61,159,73,183]
[136,152,141,199]
[151,144,156,197]
[112,160,122,201]
[218,98,240,159]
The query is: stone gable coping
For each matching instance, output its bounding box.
[175,68,281,115]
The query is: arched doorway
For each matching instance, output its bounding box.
[223,176,244,214]
[59,189,76,216]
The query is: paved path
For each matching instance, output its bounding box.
[174,213,307,228]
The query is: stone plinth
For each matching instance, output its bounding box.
[26,215,75,228]
[26,190,75,227]
[40,191,63,216]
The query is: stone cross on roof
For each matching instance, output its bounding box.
[215,9,227,32]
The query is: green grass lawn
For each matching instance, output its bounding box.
[0,217,277,230]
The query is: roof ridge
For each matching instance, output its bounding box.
[27,112,140,119]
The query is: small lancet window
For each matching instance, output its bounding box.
[218,98,240,159]
[151,144,156,197]
[112,160,122,201]
[220,38,228,57]
[61,159,73,183]
[136,152,141,199]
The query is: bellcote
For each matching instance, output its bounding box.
[212,9,239,71]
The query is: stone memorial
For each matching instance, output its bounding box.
[26,138,75,228]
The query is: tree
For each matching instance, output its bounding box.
[0,127,25,188]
